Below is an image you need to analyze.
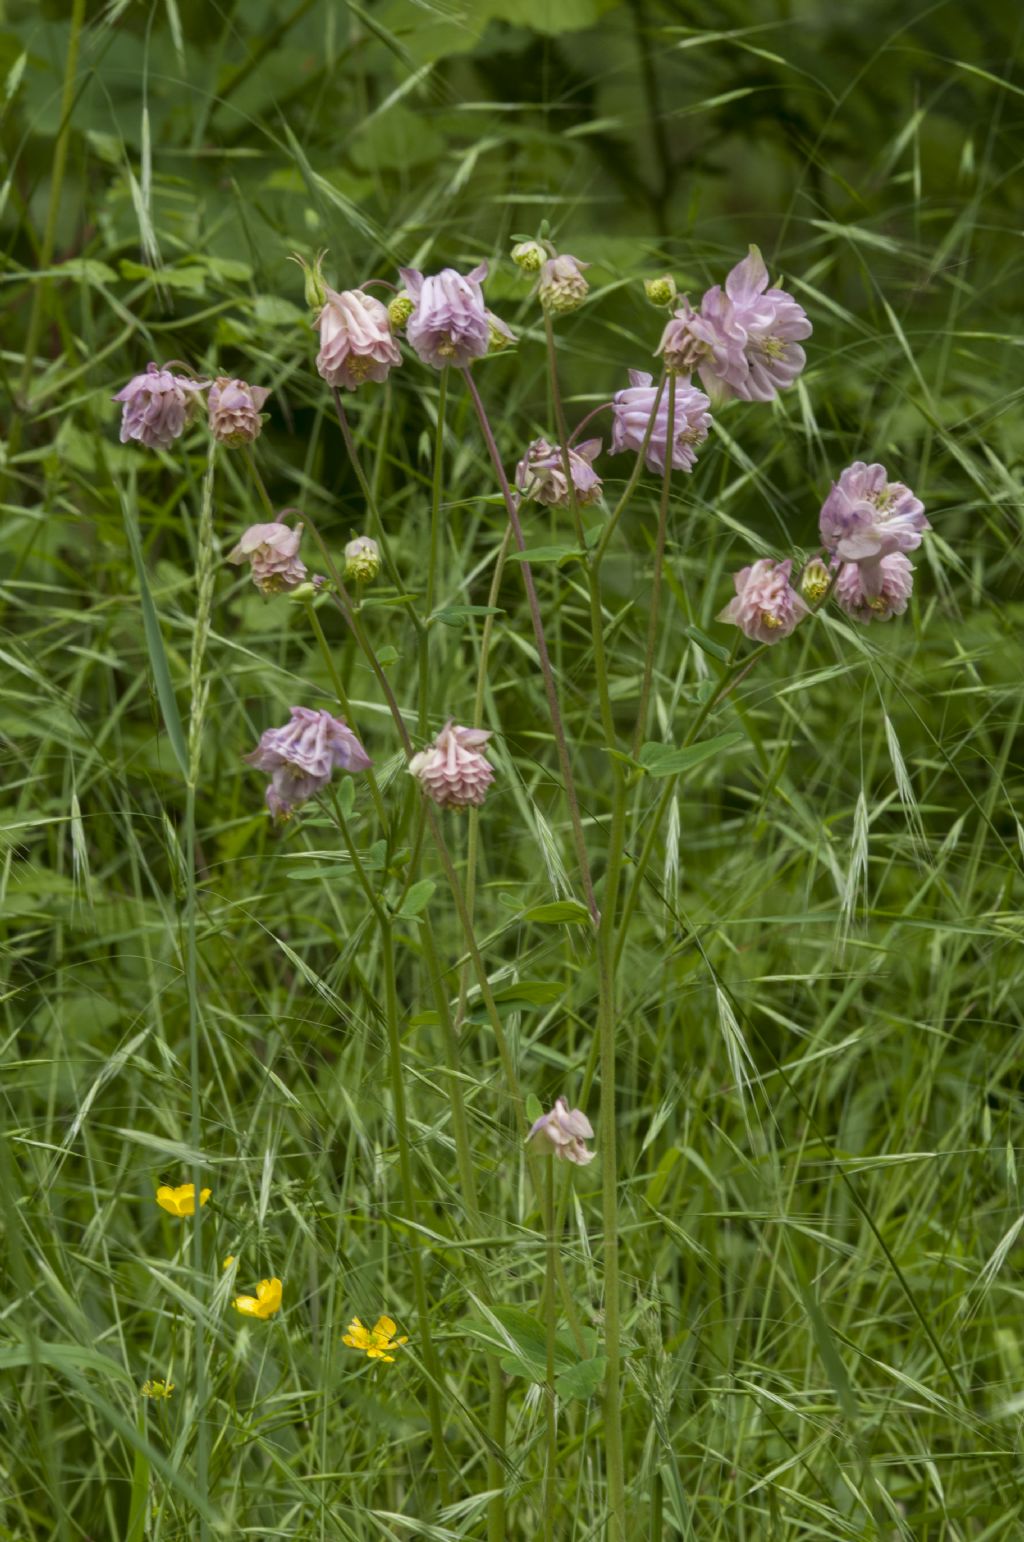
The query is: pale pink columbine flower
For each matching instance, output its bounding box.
[227,520,308,594]
[316,288,402,390]
[717,557,809,644]
[610,370,712,474]
[408,721,494,809]
[527,1098,595,1165]
[819,462,928,601]
[834,553,914,623]
[515,438,603,508]
[398,263,492,368]
[668,248,811,404]
[245,707,372,818]
[207,378,270,446]
[113,363,207,450]
[537,253,590,314]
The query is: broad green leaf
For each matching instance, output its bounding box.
[522,900,592,925]
[637,732,745,779]
[396,879,436,918]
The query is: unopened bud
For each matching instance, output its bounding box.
[511,240,546,274]
[800,557,831,605]
[644,274,677,306]
[538,253,590,314]
[487,311,516,353]
[344,536,381,583]
[291,250,328,313]
[388,293,414,330]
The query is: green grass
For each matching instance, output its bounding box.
[3,1,1024,1538]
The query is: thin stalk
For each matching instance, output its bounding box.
[306,603,390,833]
[17,0,87,407]
[329,790,451,1500]
[184,779,209,1539]
[631,375,676,759]
[592,374,667,569]
[543,314,586,548]
[461,367,599,926]
[419,368,448,732]
[330,388,423,631]
[543,1156,558,1542]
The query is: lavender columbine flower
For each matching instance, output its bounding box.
[245,707,372,818]
[682,247,812,403]
[717,557,809,643]
[408,721,494,809]
[527,1098,595,1165]
[819,462,929,595]
[227,520,308,595]
[113,363,207,450]
[399,263,491,368]
[344,535,381,583]
[537,253,590,314]
[515,438,603,508]
[834,553,914,623]
[208,377,270,447]
[610,370,712,474]
[316,287,402,390]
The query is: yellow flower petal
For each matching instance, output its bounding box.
[373,1315,398,1339]
[155,1183,211,1217]
[233,1294,261,1317]
[233,1277,282,1320]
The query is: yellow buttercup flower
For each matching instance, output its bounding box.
[141,1379,175,1399]
[222,1255,235,1270]
[343,1315,408,1363]
[233,1277,282,1320]
[156,1183,211,1217]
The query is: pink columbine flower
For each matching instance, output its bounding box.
[227,520,309,594]
[399,263,492,368]
[834,553,914,623]
[208,378,271,446]
[610,370,712,474]
[245,707,372,818]
[537,253,590,314]
[717,557,809,644]
[316,287,402,390]
[674,247,812,403]
[113,363,207,450]
[527,1098,595,1165]
[818,462,928,599]
[515,438,603,508]
[408,721,494,809]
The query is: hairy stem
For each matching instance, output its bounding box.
[631,374,676,758]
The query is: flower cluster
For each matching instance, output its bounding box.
[114,364,270,450]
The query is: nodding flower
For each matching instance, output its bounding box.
[398,262,494,369]
[315,286,402,390]
[408,721,495,810]
[245,707,372,819]
[527,1098,596,1165]
[113,363,207,450]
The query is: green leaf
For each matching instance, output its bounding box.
[521,900,592,925]
[120,483,190,781]
[376,646,399,667]
[395,879,436,919]
[525,1093,544,1124]
[637,731,745,779]
[684,624,732,663]
[507,545,584,566]
[556,1355,607,1401]
[433,605,505,626]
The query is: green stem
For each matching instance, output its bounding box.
[631,375,676,759]
[184,778,209,1539]
[419,368,448,733]
[592,374,667,569]
[17,0,87,406]
[543,314,586,548]
[543,1156,558,1542]
[461,367,599,927]
[306,603,390,834]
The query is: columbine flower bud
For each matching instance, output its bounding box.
[388,292,414,330]
[344,535,381,583]
[537,253,590,314]
[292,250,328,312]
[527,1098,595,1164]
[227,519,308,595]
[316,287,402,390]
[515,438,602,508]
[487,311,516,353]
[408,721,494,809]
[512,240,546,273]
[207,377,270,447]
[799,557,831,604]
[113,363,207,450]
[645,275,677,306]
[245,708,372,819]
[717,557,808,644]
